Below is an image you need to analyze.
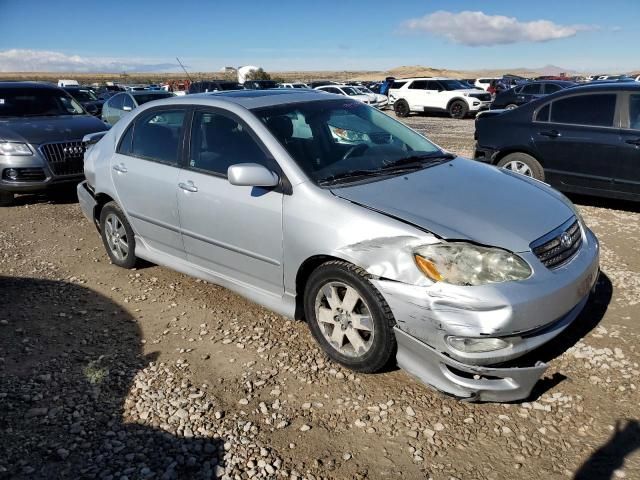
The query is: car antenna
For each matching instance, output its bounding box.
[176,57,193,83]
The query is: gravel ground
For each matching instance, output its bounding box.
[1,113,639,480]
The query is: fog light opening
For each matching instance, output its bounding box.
[5,168,19,180]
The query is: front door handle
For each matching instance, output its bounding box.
[112,163,127,173]
[178,181,198,193]
[625,138,640,146]
[539,130,561,138]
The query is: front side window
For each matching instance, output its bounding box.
[535,104,551,122]
[109,93,125,110]
[189,110,270,176]
[550,94,616,127]
[0,87,85,117]
[130,109,186,164]
[253,99,442,185]
[629,94,640,130]
[521,84,543,95]
[438,80,468,91]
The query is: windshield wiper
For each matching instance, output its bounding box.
[380,152,455,170]
[317,169,389,186]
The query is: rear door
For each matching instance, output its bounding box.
[616,92,640,197]
[533,92,620,192]
[111,107,188,259]
[405,80,428,109]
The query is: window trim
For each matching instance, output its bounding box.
[115,105,190,166]
[532,92,622,130]
[183,106,283,181]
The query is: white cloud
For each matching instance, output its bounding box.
[0,49,179,72]
[401,10,595,46]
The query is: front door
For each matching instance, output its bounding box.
[533,92,620,192]
[177,108,284,295]
[111,107,187,259]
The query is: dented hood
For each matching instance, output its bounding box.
[331,158,574,253]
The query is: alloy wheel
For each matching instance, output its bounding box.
[104,213,129,261]
[503,160,533,177]
[314,281,374,358]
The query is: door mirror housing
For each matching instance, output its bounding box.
[227,163,279,187]
[122,106,132,112]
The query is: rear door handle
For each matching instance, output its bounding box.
[539,130,561,138]
[625,138,640,146]
[178,181,198,193]
[112,163,127,173]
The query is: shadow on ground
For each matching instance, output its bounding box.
[0,276,223,479]
[574,420,640,480]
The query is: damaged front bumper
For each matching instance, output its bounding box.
[395,327,548,402]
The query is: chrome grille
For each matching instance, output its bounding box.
[39,141,86,176]
[532,219,582,269]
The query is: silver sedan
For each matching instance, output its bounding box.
[77,89,599,402]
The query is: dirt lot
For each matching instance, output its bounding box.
[1,114,639,480]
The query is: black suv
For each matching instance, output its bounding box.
[491,80,576,110]
[0,82,109,206]
[474,83,640,201]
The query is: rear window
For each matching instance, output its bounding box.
[550,94,616,127]
[133,93,173,105]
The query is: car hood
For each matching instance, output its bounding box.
[0,115,108,145]
[331,158,574,253]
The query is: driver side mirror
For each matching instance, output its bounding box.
[122,106,132,112]
[228,163,279,187]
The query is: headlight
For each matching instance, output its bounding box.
[329,125,369,143]
[0,142,32,156]
[414,242,531,286]
[447,336,510,353]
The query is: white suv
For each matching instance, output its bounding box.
[389,78,492,119]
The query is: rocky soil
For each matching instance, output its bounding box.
[1,114,639,480]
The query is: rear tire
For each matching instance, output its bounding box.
[0,190,14,207]
[448,100,468,119]
[394,100,410,118]
[304,260,396,373]
[99,201,137,269]
[497,152,545,181]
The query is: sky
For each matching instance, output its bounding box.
[0,0,638,73]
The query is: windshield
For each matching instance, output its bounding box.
[67,89,97,102]
[253,99,443,185]
[357,87,374,94]
[133,93,174,105]
[0,88,86,117]
[342,87,361,96]
[439,80,469,90]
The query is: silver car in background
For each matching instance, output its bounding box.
[77,90,599,402]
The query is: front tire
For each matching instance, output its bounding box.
[304,261,396,373]
[394,99,410,118]
[497,152,545,180]
[99,202,137,268]
[448,100,469,119]
[0,190,14,207]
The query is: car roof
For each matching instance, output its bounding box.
[0,81,62,90]
[565,82,640,93]
[159,89,335,109]
[129,90,173,96]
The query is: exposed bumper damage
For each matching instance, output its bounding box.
[335,228,600,402]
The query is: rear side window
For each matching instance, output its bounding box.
[629,94,640,130]
[550,94,616,127]
[131,109,186,165]
[426,81,441,90]
[409,80,427,89]
[544,83,562,94]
